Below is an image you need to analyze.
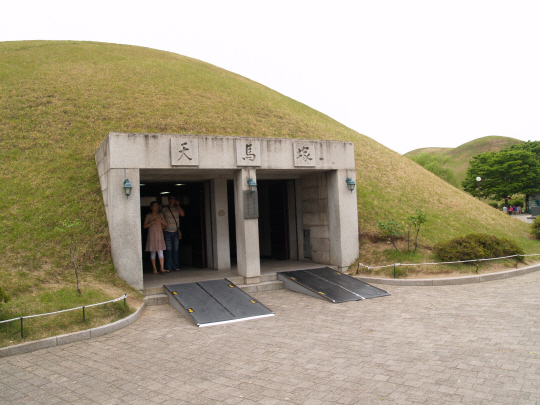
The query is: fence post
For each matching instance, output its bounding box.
[393,264,396,278]
[20,317,23,338]
[124,295,126,306]
[516,255,519,268]
[82,306,85,323]
[476,260,479,274]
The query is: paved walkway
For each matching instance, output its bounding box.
[1,273,540,404]
[512,214,534,224]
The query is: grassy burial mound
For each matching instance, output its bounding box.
[405,136,523,188]
[0,41,537,341]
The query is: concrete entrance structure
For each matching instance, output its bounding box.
[95,133,359,291]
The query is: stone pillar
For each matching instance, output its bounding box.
[233,168,261,281]
[210,179,231,270]
[107,168,143,290]
[327,170,359,270]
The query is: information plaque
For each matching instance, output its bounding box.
[243,191,259,219]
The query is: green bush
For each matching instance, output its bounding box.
[488,202,499,209]
[434,233,524,262]
[510,199,523,207]
[377,219,404,251]
[531,217,540,239]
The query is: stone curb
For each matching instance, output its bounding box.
[356,263,540,286]
[0,303,146,358]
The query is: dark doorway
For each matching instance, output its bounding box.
[140,182,207,272]
[189,183,207,268]
[258,180,290,261]
[227,180,237,266]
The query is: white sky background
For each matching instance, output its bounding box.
[2,1,540,154]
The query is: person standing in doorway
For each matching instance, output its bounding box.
[164,195,185,271]
[143,201,168,274]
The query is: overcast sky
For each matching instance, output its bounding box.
[3,1,540,154]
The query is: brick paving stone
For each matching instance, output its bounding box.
[2,272,540,404]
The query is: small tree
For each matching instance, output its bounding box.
[55,220,82,294]
[377,219,404,251]
[407,209,427,253]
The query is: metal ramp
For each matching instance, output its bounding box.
[164,279,274,327]
[278,267,390,303]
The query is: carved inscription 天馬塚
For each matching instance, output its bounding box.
[171,138,199,166]
[242,143,256,161]
[178,142,193,161]
[236,139,261,166]
[297,146,313,162]
[293,141,316,167]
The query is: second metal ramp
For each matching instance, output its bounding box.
[278,267,390,303]
[164,279,274,327]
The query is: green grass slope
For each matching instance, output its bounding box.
[0,41,537,299]
[405,136,523,187]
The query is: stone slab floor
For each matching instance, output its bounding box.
[1,272,539,404]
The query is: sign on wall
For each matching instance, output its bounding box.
[236,139,261,166]
[171,138,199,166]
[243,191,259,218]
[294,141,316,167]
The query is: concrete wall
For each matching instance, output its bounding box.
[327,170,360,270]
[300,173,330,264]
[106,133,355,171]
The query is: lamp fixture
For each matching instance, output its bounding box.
[346,177,356,193]
[247,178,257,194]
[123,179,133,199]
[160,191,171,195]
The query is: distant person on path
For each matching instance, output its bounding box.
[503,206,508,214]
[509,206,514,215]
[164,196,185,271]
[143,201,168,274]
[518,206,522,215]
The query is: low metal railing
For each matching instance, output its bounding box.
[357,253,540,278]
[0,294,127,338]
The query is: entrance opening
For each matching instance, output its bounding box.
[227,179,292,264]
[140,182,207,273]
[258,180,290,260]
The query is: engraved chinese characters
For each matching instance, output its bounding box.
[294,141,316,167]
[236,139,261,166]
[171,138,199,166]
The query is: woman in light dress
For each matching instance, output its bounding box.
[143,201,168,274]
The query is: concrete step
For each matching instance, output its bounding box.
[144,294,168,306]
[143,286,165,296]
[226,276,244,285]
[236,280,284,293]
[260,273,278,282]
[142,273,281,298]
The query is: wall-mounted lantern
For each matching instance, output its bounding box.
[123,179,133,199]
[346,177,356,193]
[247,178,257,194]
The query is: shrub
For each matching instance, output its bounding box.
[532,217,540,239]
[377,219,404,251]
[488,202,499,209]
[434,233,524,262]
[510,199,523,207]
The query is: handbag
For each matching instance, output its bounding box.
[168,207,182,239]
